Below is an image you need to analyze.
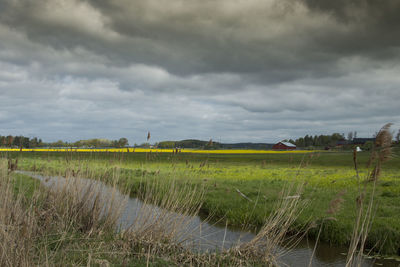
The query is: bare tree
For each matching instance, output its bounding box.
[347,132,353,141]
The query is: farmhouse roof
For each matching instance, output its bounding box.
[336,140,349,145]
[280,142,296,147]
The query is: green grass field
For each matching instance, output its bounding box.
[4,149,400,256]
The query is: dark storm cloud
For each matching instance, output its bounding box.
[0,0,399,142]
[86,0,400,69]
[298,0,400,56]
[1,0,399,80]
[300,0,400,24]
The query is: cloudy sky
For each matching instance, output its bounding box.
[0,0,399,143]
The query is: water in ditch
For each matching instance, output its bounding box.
[16,170,399,267]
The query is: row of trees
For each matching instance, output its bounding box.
[284,133,346,148]
[2,129,400,150]
[285,129,400,148]
[72,138,129,148]
[0,135,129,148]
[0,136,43,148]
[157,139,219,149]
[156,140,275,150]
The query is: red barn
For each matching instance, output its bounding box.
[272,142,296,150]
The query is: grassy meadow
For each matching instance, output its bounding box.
[3,148,400,258]
[1,153,306,266]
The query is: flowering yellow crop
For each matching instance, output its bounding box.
[0,148,321,154]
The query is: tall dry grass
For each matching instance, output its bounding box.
[0,158,126,266]
[0,156,311,266]
[125,176,204,246]
[0,160,35,266]
[346,123,393,267]
[231,182,307,266]
[114,169,307,266]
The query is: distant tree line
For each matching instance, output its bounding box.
[284,133,345,148]
[0,135,129,148]
[2,129,399,150]
[72,138,129,148]
[0,135,43,148]
[286,129,400,148]
[157,139,221,149]
[156,140,274,150]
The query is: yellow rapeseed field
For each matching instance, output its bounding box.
[0,148,319,154]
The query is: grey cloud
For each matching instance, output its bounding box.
[0,0,399,143]
[1,0,399,82]
[299,0,400,24]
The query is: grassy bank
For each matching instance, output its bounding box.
[3,148,400,256]
[1,156,306,266]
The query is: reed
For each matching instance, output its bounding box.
[0,159,127,266]
[0,160,36,266]
[346,123,393,267]
[231,182,307,266]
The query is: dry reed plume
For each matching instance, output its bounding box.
[346,123,393,267]
[367,123,393,182]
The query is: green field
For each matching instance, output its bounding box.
[4,149,400,256]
